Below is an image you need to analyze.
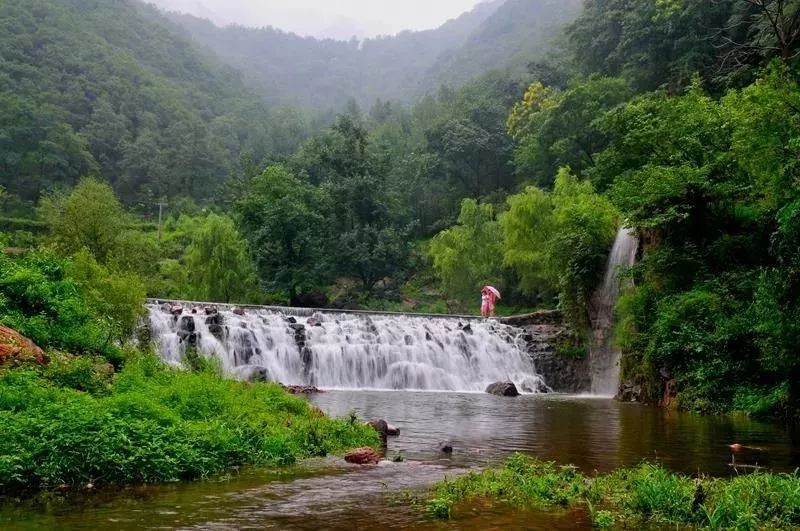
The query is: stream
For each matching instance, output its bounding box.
[3,391,798,530]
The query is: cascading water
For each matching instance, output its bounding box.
[588,227,638,396]
[147,303,548,393]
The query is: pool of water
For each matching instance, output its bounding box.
[2,392,798,530]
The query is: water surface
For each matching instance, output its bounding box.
[2,392,797,530]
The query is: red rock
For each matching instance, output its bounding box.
[344,448,381,465]
[0,326,48,367]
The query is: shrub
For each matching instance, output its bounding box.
[0,354,379,495]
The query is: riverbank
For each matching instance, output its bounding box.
[0,353,378,498]
[426,454,800,529]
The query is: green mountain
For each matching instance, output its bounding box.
[159,0,581,110]
[0,0,310,206]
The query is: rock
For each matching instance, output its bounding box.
[438,442,454,454]
[660,379,678,408]
[619,381,644,403]
[233,308,245,316]
[205,313,222,326]
[285,316,297,324]
[367,419,389,437]
[344,447,381,465]
[307,317,324,327]
[179,315,196,333]
[0,326,48,368]
[462,323,473,335]
[204,307,218,315]
[289,323,306,332]
[485,381,520,397]
[386,423,400,436]
[170,305,184,316]
[281,385,321,395]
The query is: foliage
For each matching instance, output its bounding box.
[430,199,505,306]
[500,169,618,326]
[39,178,128,263]
[508,77,632,187]
[0,252,135,360]
[184,214,257,303]
[426,454,800,530]
[0,0,310,205]
[237,165,332,301]
[0,354,379,495]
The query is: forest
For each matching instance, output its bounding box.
[1,0,800,514]
[2,0,800,419]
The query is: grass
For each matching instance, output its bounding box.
[426,454,800,529]
[0,353,379,496]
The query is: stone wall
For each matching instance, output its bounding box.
[500,312,592,394]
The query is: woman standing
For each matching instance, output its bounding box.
[481,286,500,318]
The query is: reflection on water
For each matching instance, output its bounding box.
[2,392,797,530]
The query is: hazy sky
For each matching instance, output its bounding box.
[147,0,485,40]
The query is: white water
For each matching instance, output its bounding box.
[589,227,639,396]
[147,304,547,393]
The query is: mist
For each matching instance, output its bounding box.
[146,0,484,39]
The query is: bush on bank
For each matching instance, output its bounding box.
[426,454,800,530]
[0,354,379,495]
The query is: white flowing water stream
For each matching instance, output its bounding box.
[588,227,639,396]
[147,304,547,393]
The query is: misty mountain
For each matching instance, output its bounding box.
[0,0,312,204]
[158,0,581,110]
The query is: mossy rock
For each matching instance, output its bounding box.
[0,326,49,368]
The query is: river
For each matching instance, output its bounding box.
[3,391,798,530]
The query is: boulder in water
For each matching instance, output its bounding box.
[345,447,381,465]
[0,326,48,368]
[233,307,246,316]
[179,315,196,333]
[386,423,400,436]
[285,316,297,324]
[205,313,222,326]
[462,323,473,335]
[485,381,520,397]
[438,442,454,454]
[170,305,184,316]
[367,419,389,438]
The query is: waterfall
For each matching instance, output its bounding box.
[146,303,547,393]
[588,227,638,396]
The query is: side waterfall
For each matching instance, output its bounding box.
[588,227,638,396]
[147,304,548,393]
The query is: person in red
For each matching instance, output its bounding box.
[481,286,500,318]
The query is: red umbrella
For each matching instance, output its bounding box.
[484,286,501,300]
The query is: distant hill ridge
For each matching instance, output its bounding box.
[154,0,582,110]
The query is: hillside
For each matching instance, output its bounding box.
[158,0,580,110]
[0,0,310,207]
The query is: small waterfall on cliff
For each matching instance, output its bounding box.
[589,227,638,396]
[147,303,547,393]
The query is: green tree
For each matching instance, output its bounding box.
[508,77,632,188]
[237,165,332,302]
[40,178,127,263]
[68,250,146,346]
[430,199,504,306]
[184,214,257,303]
[500,169,618,327]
